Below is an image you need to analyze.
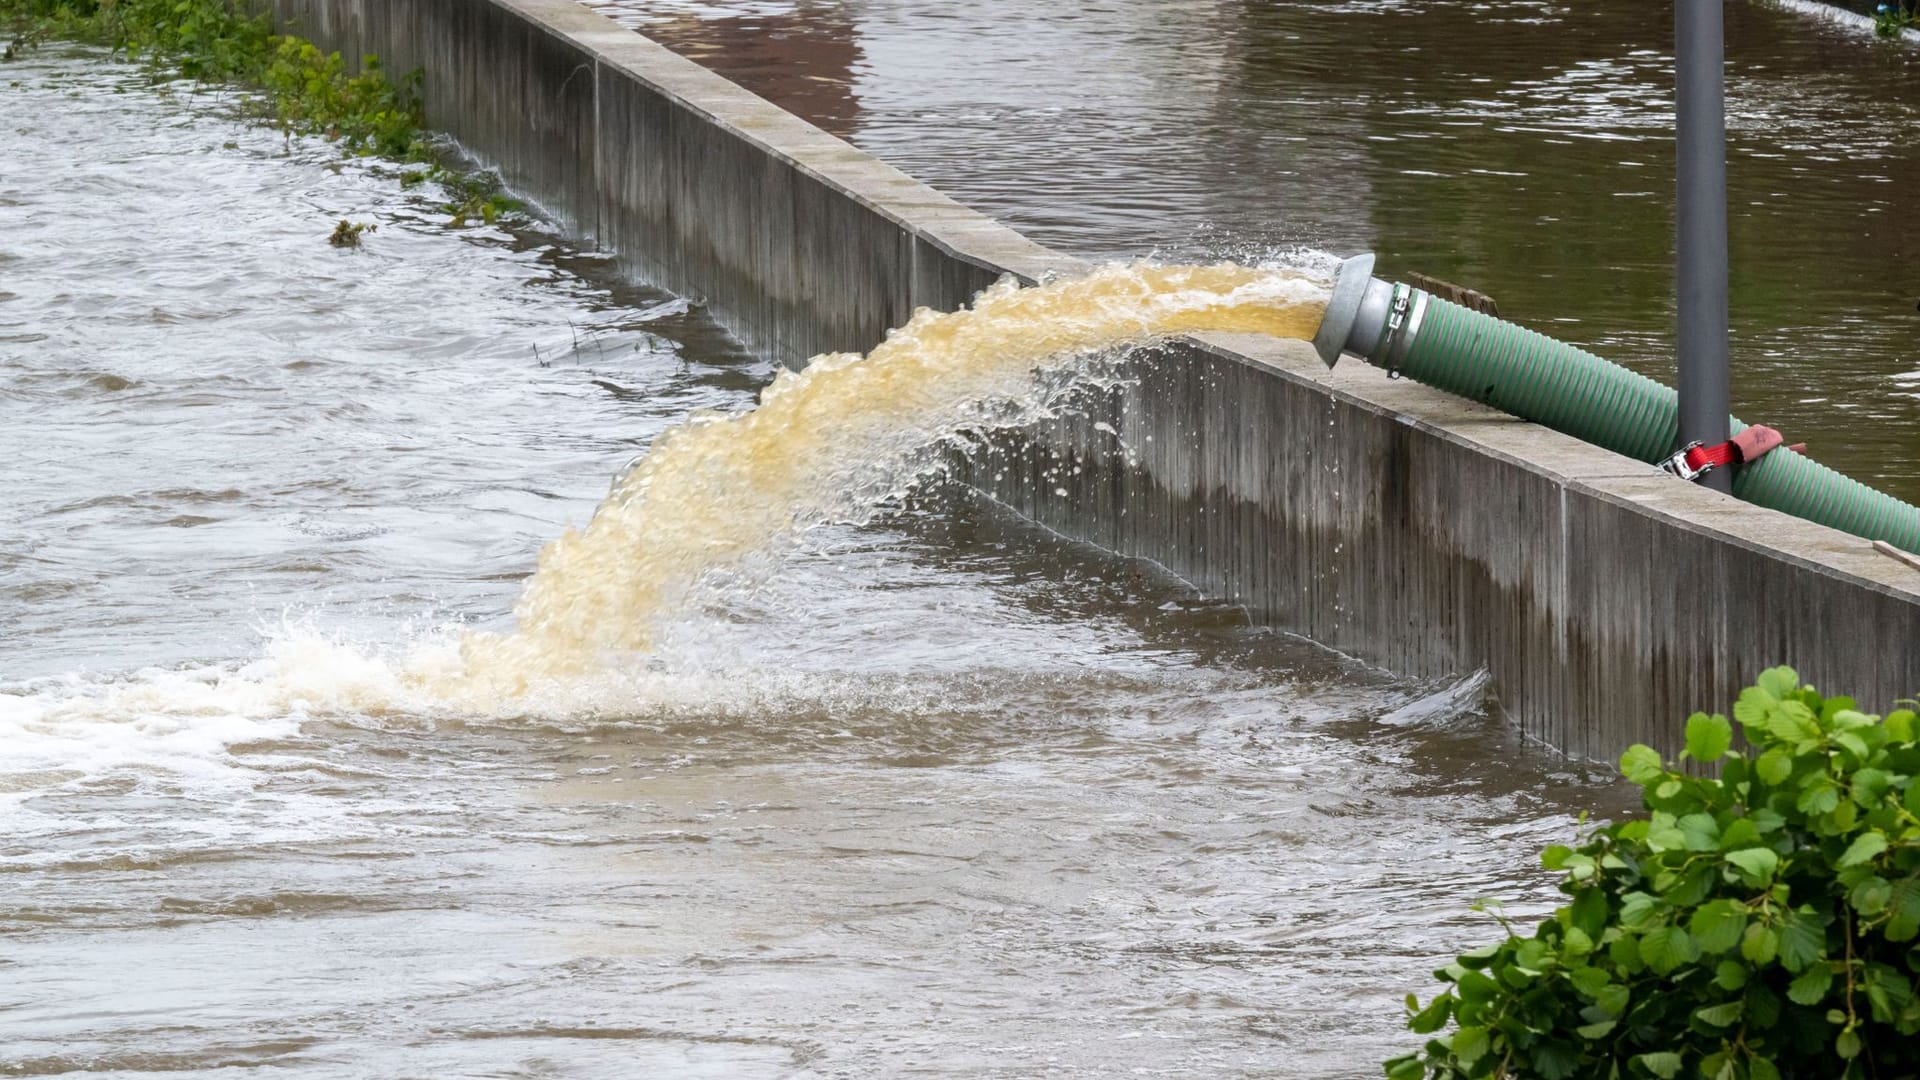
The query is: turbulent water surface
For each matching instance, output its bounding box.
[0,48,1626,1079]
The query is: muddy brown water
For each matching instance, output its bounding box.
[1,35,1631,1080]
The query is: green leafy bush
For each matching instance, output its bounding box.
[261,38,423,158]
[2,0,425,157]
[0,0,530,227]
[1388,668,1920,1079]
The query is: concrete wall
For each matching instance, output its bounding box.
[266,0,1920,760]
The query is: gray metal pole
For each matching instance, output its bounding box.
[1675,0,1733,492]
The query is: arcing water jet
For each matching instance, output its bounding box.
[441,262,1330,701]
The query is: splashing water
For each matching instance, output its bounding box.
[5,262,1327,734]
[437,262,1328,703]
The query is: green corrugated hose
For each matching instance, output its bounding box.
[1399,296,1920,555]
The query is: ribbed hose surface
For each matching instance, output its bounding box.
[1399,297,1920,554]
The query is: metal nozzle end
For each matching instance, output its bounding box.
[1313,253,1376,368]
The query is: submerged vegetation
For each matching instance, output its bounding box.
[327,218,374,248]
[1390,670,1920,1079]
[1,0,523,224]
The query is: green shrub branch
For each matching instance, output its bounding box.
[1391,668,1920,1079]
[2,0,522,222]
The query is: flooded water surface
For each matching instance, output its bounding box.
[586,0,1920,503]
[0,41,1629,1080]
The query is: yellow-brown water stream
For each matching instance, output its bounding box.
[439,262,1327,704]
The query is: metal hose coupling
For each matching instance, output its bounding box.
[1310,252,1427,375]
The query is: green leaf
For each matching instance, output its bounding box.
[1569,888,1607,940]
[1849,875,1892,916]
[1513,937,1550,976]
[1563,852,1599,883]
[1620,744,1664,786]
[1726,847,1779,886]
[1693,1000,1743,1027]
[1796,776,1841,817]
[1754,748,1794,786]
[1638,925,1698,975]
[1887,876,1920,942]
[1456,942,1501,969]
[1646,812,1686,853]
[1665,863,1717,909]
[1828,797,1859,833]
[1532,1040,1583,1080]
[1827,701,1867,726]
[1542,844,1573,870]
[1455,968,1501,1005]
[1864,962,1914,1022]
[1575,1019,1617,1039]
[1837,1027,1862,1060]
[1568,964,1610,999]
[1887,708,1916,743]
[1851,768,1893,808]
[1451,1025,1490,1067]
[1634,1051,1683,1079]
[1778,910,1826,973]
[1686,712,1733,763]
[1719,818,1760,851]
[1835,731,1870,763]
[1689,900,1748,954]
[1677,813,1719,852]
[1768,701,1821,745]
[1620,891,1661,930]
[1787,963,1834,1005]
[1712,959,1748,991]
[1741,922,1779,965]
[1609,932,1643,973]
[1757,667,1800,699]
[1839,831,1888,868]
[1748,1058,1782,1080]
[1384,1055,1423,1080]
[1407,991,1452,1034]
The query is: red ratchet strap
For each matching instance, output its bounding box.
[1661,425,1804,483]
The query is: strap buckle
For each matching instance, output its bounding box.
[1660,441,1713,482]
[1661,425,1797,484]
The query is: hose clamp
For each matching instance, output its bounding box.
[1378,285,1420,379]
[1386,290,1427,380]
